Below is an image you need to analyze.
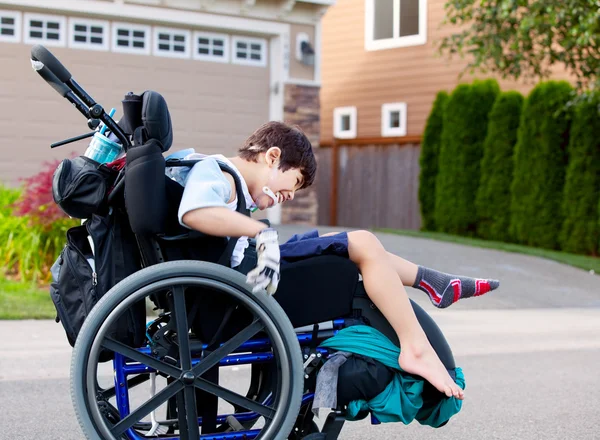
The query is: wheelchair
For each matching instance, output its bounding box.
[31,45,459,440]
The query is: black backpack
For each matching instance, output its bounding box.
[49,207,146,360]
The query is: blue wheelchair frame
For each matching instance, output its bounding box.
[112,318,381,439]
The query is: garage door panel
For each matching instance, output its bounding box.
[0,42,270,184]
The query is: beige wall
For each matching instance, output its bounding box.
[0,42,269,184]
[289,23,315,82]
[319,0,574,143]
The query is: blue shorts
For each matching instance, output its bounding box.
[279,229,349,264]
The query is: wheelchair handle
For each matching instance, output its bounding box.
[31,44,72,83]
[30,44,132,149]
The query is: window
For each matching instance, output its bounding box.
[365,0,427,51]
[112,22,150,55]
[153,27,191,59]
[69,18,109,51]
[333,107,357,139]
[381,102,407,136]
[0,10,21,43]
[24,13,66,47]
[193,31,229,63]
[232,36,267,67]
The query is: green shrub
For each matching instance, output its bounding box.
[510,81,573,249]
[419,90,449,231]
[0,160,77,283]
[559,92,600,254]
[435,79,500,235]
[475,91,524,241]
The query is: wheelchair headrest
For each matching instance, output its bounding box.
[119,90,173,152]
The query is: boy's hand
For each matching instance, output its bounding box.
[246,228,280,295]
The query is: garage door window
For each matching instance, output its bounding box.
[154,27,191,58]
[0,10,20,43]
[69,18,108,51]
[194,31,229,62]
[112,22,151,55]
[232,36,267,67]
[24,13,66,47]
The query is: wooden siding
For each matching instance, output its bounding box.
[319,0,575,142]
[317,142,422,229]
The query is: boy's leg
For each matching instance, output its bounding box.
[346,230,463,399]
[320,231,499,308]
[385,252,500,309]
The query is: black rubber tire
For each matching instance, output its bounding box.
[70,260,304,440]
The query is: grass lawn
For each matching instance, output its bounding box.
[377,228,600,275]
[0,276,56,320]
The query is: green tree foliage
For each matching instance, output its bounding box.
[419,91,449,231]
[559,92,600,255]
[435,79,500,235]
[475,91,524,241]
[438,0,600,91]
[510,81,573,249]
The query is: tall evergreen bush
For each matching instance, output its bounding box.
[435,79,500,235]
[419,91,449,231]
[509,81,573,249]
[475,91,524,241]
[559,92,600,254]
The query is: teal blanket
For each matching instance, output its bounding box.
[319,325,465,428]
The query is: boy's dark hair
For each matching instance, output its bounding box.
[239,121,316,189]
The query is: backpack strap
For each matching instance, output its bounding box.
[165,158,251,267]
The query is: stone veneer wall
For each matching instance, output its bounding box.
[280,84,320,225]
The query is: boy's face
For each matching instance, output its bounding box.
[253,148,304,210]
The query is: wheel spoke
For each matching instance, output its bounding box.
[111,379,184,436]
[191,319,264,377]
[193,377,275,420]
[102,338,181,378]
[172,285,192,370]
[180,387,200,439]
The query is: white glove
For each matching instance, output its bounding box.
[246,228,280,295]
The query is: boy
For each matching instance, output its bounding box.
[170,121,500,400]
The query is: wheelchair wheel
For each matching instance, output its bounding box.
[70,260,304,440]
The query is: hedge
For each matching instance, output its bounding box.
[559,92,600,255]
[475,91,524,241]
[435,79,500,235]
[509,81,573,249]
[418,90,449,231]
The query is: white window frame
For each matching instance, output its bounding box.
[0,10,21,43]
[153,26,191,59]
[23,13,66,47]
[381,102,407,137]
[365,0,427,51]
[112,22,151,55]
[68,17,109,51]
[193,31,229,63]
[232,36,267,67]
[333,106,357,139]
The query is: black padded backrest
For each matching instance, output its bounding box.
[125,139,167,235]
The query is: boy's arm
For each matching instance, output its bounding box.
[182,207,268,238]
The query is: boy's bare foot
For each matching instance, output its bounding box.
[399,344,464,400]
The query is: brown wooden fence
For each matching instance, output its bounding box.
[316,137,422,230]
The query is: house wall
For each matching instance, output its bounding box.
[319,0,575,143]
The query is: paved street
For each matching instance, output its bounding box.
[2,226,599,439]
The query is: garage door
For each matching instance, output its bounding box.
[0,40,270,184]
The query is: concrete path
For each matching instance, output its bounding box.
[1,226,599,439]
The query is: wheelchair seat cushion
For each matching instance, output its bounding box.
[270,256,360,328]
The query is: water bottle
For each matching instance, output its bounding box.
[84,132,123,164]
